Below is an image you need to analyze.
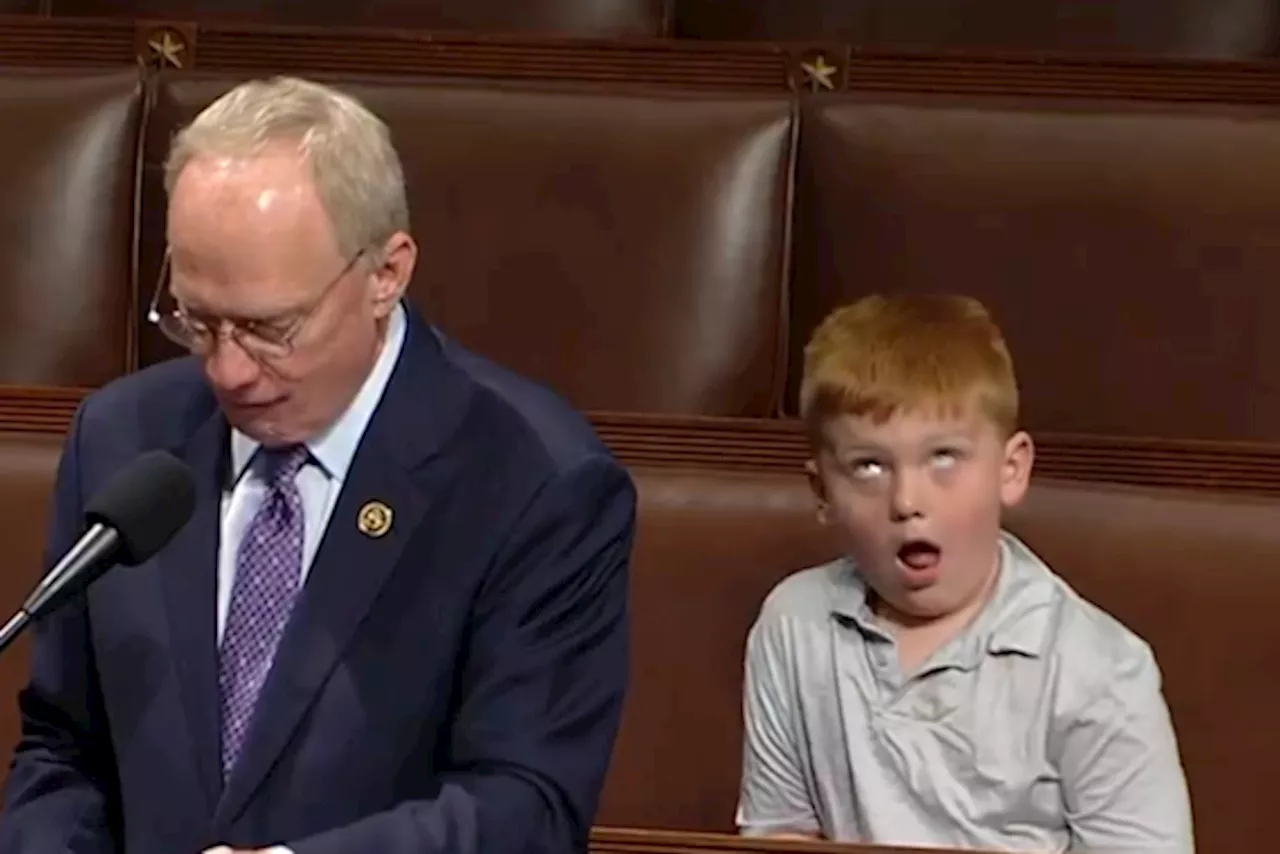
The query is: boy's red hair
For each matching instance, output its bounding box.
[799,294,1019,443]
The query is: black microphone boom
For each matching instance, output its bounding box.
[0,449,196,656]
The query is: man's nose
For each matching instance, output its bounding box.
[203,333,262,392]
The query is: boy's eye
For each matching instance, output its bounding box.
[931,448,962,468]
[849,458,885,479]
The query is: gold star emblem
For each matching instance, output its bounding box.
[146,30,185,69]
[799,54,838,92]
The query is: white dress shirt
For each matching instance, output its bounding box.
[214,304,406,853]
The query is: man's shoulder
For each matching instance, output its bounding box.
[76,356,213,451]
[433,330,618,481]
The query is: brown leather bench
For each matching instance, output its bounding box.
[139,71,795,417]
[6,441,1270,852]
[789,91,1280,445]
[0,431,67,765]
[0,68,139,386]
[609,465,1280,853]
[0,58,1270,854]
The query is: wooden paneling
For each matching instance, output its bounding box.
[674,0,1280,62]
[4,17,1280,105]
[0,386,84,432]
[51,0,672,37]
[0,18,1274,493]
[593,414,1280,497]
[149,22,1280,104]
[0,15,804,88]
[5,388,1280,498]
[591,827,973,854]
[156,22,794,88]
[0,15,135,65]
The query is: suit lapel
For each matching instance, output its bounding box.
[159,406,229,814]
[214,310,462,825]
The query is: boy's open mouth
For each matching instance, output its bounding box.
[897,539,941,571]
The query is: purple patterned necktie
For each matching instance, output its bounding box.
[217,444,310,780]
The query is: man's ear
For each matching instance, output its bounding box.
[999,429,1035,508]
[369,231,417,317]
[805,458,830,525]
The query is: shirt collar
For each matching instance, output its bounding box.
[830,529,1059,664]
[229,301,408,486]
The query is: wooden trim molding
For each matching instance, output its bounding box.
[590,827,939,854]
[592,413,1280,498]
[0,386,86,434]
[3,388,1280,498]
[840,49,1280,103]
[0,16,793,89]
[594,412,808,472]
[4,16,1280,103]
[163,25,1280,104]
[0,15,136,67]
[179,24,793,90]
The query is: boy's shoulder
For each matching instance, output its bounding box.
[754,555,858,629]
[999,532,1161,691]
[744,556,858,668]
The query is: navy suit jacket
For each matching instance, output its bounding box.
[0,306,636,854]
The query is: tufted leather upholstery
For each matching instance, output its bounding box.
[606,467,1280,854]
[789,92,1280,441]
[0,61,1270,854]
[140,72,795,417]
[0,69,140,386]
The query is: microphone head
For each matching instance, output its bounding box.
[84,450,196,565]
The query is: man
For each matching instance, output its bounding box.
[0,76,636,854]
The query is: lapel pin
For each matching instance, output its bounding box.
[357,500,393,538]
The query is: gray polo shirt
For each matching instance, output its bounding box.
[736,530,1195,853]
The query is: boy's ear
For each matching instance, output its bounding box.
[804,458,830,525]
[999,429,1035,508]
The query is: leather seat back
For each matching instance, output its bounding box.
[140,72,795,417]
[0,69,141,387]
[610,465,1280,854]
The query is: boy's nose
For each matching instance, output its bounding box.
[889,470,926,521]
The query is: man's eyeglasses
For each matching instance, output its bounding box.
[146,249,364,360]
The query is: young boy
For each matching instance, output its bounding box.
[736,294,1194,852]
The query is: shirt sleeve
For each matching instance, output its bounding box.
[735,611,821,838]
[1056,637,1195,853]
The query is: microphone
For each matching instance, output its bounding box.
[0,449,196,656]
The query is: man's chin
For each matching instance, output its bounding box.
[224,402,293,445]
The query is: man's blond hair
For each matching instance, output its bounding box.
[164,75,409,259]
[799,294,1019,443]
